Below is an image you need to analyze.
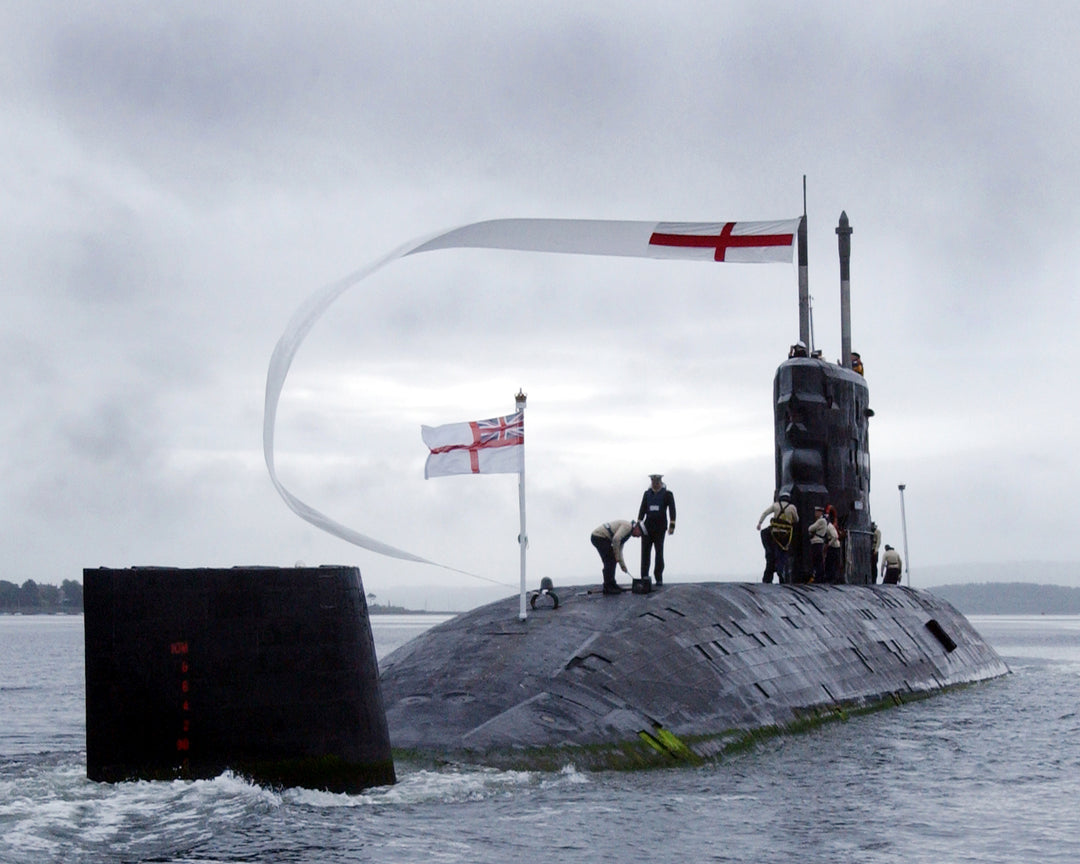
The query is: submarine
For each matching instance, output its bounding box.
[378,212,1009,770]
[79,210,1006,788]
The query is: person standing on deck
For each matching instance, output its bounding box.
[638,474,676,586]
[870,522,881,583]
[756,492,799,583]
[824,505,843,583]
[807,505,830,583]
[880,545,903,584]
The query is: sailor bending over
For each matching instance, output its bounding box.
[591,520,642,595]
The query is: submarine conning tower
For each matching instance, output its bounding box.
[773,358,873,583]
[774,210,873,584]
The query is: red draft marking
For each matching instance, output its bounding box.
[648,222,794,261]
[173,642,193,762]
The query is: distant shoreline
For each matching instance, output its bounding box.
[924,582,1080,615]
[0,610,84,617]
[4,582,1079,617]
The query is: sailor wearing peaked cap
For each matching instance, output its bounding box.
[638,474,676,585]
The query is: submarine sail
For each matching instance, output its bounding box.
[773,357,873,584]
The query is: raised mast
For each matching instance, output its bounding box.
[797,178,810,347]
[836,210,853,368]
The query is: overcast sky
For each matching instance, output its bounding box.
[4,2,1078,607]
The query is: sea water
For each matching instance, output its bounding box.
[1,612,1077,863]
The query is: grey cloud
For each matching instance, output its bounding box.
[3,2,1080,593]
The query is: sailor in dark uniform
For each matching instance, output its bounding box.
[638,474,676,586]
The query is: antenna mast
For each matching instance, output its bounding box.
[837,211,853,368]
[797,176,810,347]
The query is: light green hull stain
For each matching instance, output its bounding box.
[392,681,990,773]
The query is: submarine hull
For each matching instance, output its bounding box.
[379,582,1007,768]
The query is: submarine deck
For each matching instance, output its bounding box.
[378,582,1008,769]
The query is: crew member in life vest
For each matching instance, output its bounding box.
[591,520,642,595]
[880,544,903,584]
[756,491,799,583]
[638,474,676,586]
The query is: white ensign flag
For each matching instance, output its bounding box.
[422,411,524,478]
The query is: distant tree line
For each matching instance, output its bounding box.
[928,582,1080,615]
[0,579,83,613]
[365,593,425,615]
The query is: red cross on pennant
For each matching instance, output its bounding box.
[648,222,795,261]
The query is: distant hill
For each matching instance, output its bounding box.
[926,582,1080,615]
[380,564,1080,613]
[915,561,1080,588]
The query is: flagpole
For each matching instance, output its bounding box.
[515,389,528,621]
[898,483,910,587]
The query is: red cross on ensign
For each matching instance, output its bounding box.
[648,222,794,261]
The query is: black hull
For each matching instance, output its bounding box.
[379,582,1007,769]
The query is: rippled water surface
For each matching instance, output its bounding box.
[2,613,1077,863]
